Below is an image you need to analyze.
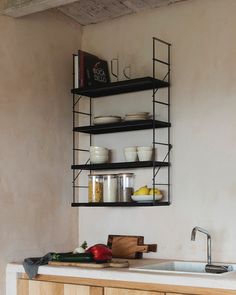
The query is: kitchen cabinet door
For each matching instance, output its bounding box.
[18,279,29,295]
[28,280,63,295]
[64,285,103,295]
[105,287,164,295]
[17,279,103,295]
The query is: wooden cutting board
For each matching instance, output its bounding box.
[49,260,129,269]
[107,235,157,259]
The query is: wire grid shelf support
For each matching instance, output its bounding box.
[152,37,171,205]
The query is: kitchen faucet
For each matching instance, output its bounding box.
[191,226,212,265]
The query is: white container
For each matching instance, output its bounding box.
[137,150,153,161]
[103,174,117,202]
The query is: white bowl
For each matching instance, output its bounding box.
[137,146,153,151]
[131,194,163,202]
[90,146,108,152]
[90,150,108,156]
[90,155,108,164]
[124,151,138,162]
[137,150,153,161]
[124,146,137,152]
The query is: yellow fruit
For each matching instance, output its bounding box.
[149,188,161,195]
[134,185,150,195]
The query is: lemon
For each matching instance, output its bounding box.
[149,188,161,195]
[134,185,150,195]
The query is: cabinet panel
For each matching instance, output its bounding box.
[18,279,29,295]
[105,287,164,295]
[64,285,103,295]
[28,280,63,295]
[17,279,103,295]
[64,284,90,295]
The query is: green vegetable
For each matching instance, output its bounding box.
[51,252,94,263]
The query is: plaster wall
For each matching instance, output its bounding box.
[0,10,81,294]
[79,0,236,264]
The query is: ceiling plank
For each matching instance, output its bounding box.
[58,0,133,26]
[1,0,78,17]
[1,0,189,25]
[59,0,188,26]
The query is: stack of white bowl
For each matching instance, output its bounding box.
[90,146,109,164]
[124,146,154,162]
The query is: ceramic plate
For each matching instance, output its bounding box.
[125,112,150,116]
[124,115,149,121]
[131,194,163,202]
[93,116,121,125]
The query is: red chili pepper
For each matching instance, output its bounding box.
[86,244,112,262]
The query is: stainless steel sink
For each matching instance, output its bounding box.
[130,261,236,275]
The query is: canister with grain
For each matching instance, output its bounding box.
[88,174,103,203]
[117,173,134,202]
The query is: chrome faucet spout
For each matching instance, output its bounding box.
[191,226,212,265]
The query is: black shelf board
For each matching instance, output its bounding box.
[71,161,169,171]
[71,201,171,207]
[71,77,169,98]
[73,120,171,134]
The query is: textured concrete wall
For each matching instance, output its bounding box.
[0,10,81,294]
[80,0,236,264]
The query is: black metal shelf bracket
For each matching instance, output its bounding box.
[152,37,171,205]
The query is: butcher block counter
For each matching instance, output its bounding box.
[6,259,236,295]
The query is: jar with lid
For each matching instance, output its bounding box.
[88,174,103,203]
[117,173,134,202]
[103,174,118,202]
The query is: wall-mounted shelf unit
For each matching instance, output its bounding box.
[71,37,171,207]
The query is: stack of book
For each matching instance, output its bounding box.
[73,50,110,89]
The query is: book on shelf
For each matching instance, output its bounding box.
[78,50,110,88]
[73,54,79,88]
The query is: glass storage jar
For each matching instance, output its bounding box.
[103,174,118,202]
[117,173,134,202]
[88,174,103,203]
